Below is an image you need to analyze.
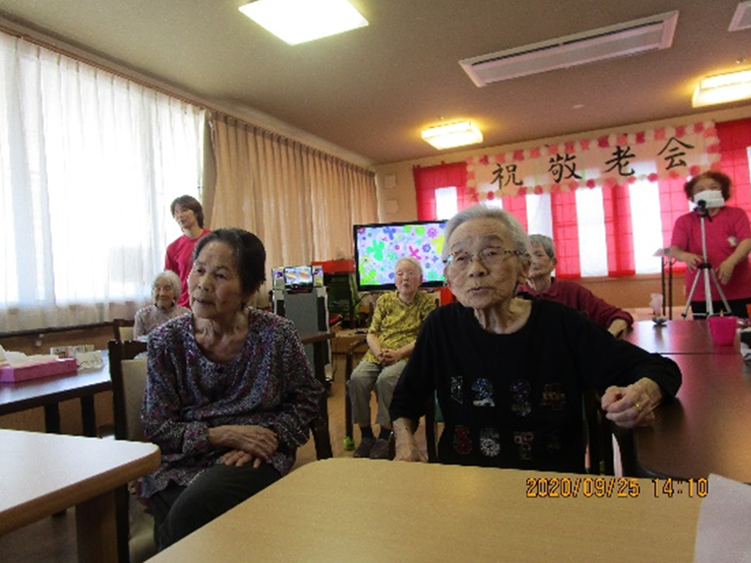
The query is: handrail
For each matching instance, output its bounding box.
[0,321,113,340]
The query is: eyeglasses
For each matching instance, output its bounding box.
[443,246,525,270]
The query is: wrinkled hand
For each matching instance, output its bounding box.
[683,253,702,271]
[717,260,735,285]
[209,425,278,469]
[221,449,254,467]
[601,378,663,429]
[378,348,400,366]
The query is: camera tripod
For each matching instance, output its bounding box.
[682,203,732,318]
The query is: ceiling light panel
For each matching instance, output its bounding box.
[239,0,368,45]
[422,121,483,150]
[692,69,751,107]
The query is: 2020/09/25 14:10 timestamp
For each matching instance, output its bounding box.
[653,477,709,498]
[525,476,709,498]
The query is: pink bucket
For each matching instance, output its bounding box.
[708,315,737,346]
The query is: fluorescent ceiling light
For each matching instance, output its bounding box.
[422,121,483,150]
[238,0,368,45]
[692,69,751,107]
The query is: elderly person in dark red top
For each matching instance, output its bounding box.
[141,228,322,551]
[517,234,633,337]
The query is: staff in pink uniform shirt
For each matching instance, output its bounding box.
[165,195,210,307]
[670,171,751,319]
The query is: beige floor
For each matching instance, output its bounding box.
[0,356,429,562]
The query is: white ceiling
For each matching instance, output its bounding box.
[0,0,750,166]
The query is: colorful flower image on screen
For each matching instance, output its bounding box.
[353,221,446,290]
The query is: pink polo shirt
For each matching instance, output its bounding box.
[164,229,210,307]
[671,206,751,301]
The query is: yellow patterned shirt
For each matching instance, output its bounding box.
[364,291,436,364]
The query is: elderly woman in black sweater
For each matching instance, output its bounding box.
[390,205,681,472]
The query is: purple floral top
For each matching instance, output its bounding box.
[139,309,322,499]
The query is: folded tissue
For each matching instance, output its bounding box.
[694,473,751,562]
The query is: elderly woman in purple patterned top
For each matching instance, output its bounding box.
[140,228,323,551]
[133,270,190,339]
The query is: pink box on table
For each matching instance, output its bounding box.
[0,358,78,383]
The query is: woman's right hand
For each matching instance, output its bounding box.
[208,425,278,468]
[681,252,702,271]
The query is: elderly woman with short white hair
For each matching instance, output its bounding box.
[133,270,190,339]
[390,204,681,471]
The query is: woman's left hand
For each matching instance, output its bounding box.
[601,378,663,428]
[221,449,254,467]
[717,260,735,285]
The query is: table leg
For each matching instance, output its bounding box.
[75,489,118,563]
[80,396,97,437]
[44,403,61,434]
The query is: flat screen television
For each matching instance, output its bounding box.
[353,220,447,291]
[283,265,313,291]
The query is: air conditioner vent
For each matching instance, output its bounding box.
[729,1,751,31]
[459,11,678,87]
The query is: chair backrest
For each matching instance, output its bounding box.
[108,338,156,563]
[108,339,148,441]
[113,318,135,341]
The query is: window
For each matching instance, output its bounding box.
[0,32,206,332]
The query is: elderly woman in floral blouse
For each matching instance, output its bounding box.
[140,228,322,551]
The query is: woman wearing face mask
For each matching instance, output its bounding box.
[133,271,190,339]
[669,171,751,319]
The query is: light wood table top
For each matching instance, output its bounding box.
[625,319,739,355]
[150,458,701,563]
[0,429,160,562]
[634,353,751,482]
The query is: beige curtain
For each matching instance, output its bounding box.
[208,113,378,289]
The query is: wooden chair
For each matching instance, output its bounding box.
[113,318,135,341]
[583,390,640,476]
[109,339,155,563]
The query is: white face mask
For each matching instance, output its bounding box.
[692,189,725,210]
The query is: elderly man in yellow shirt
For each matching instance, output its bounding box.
[349,257,437,459]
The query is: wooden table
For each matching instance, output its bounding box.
[149,458,701,563]
[0,429,160,562]
[0,353,111,436]
[625,319,739,354]
[633,353,751,482]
